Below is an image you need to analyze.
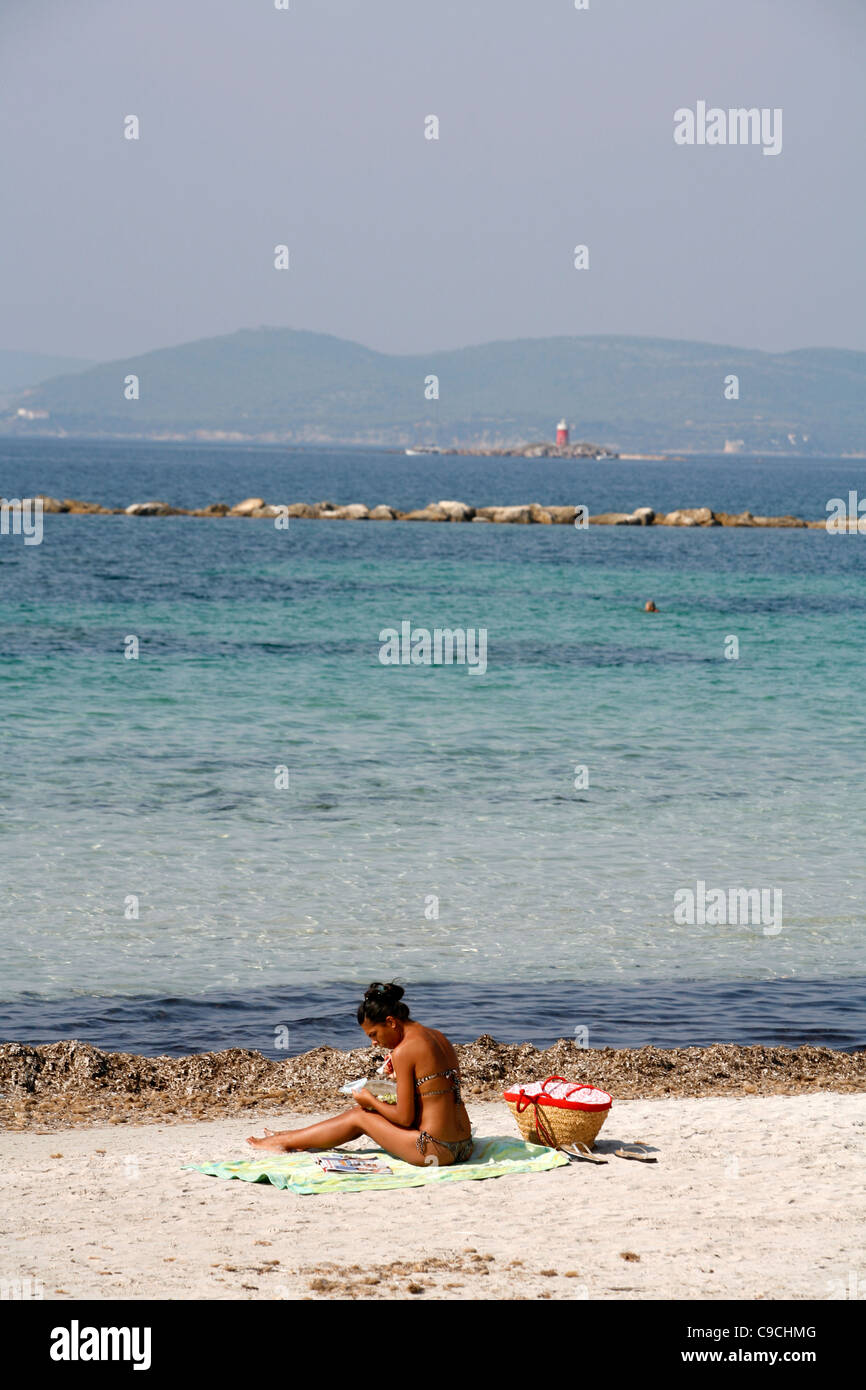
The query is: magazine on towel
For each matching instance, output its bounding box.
[315,1154,394,1175]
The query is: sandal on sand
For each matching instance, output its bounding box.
[562,1142,608,1165]
[613,1143,657,1162]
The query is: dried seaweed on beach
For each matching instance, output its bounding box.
[0,1035,862,1130]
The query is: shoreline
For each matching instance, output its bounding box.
[2,495,844,527]
[2,1038,863,1131]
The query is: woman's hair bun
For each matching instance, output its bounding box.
[365,981,403,1002]
[358,980,410,1024]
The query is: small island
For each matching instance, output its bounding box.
[405,441,617,459]
[405,418,616,459]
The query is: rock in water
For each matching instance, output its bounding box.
[545,506,578,525]
[317,503,369,520]
[663,507,717,526]
[402,505,449,521]
[124,501,178,516]
[437,500,475,521]
[475,505,533,524]
[529,502,553,524]
[230,497,266,515]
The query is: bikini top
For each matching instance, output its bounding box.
[415,1067,462,1104]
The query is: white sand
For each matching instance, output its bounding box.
[3,1093,864,1300]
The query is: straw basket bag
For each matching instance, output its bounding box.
[504,1075,612,1149]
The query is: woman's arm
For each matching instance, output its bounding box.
[353,1047,416,1128]
[353,1090,408,1125]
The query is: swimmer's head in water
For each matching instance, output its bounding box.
[644,600,658,612]
[357,981,411,1047]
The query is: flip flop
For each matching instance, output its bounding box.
[562,1142,608,1165]
[614,1143,657,1162]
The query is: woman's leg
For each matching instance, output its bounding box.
[247,1107,366,1152]
[247,1106,444,1167]
[355,1111,444,1167]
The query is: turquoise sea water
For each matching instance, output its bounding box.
[1,440,864,1052]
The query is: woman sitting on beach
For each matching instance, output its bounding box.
[247,982,474,1166]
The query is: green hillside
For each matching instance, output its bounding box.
[3,328,864,452]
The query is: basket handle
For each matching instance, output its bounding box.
[543,1074,594,1102]
[541,1074,573,1097]
[517,1076,575,1108]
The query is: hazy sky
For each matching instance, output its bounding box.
[1,0,864,361]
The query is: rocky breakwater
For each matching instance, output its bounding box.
[10,495,834,527]
[587,506,816,528]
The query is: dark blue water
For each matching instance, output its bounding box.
[3,436,866,517]
[0,977,862,1056]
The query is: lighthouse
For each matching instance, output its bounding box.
[556,418,569,447]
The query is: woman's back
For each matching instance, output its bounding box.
[396,1022,470,1140]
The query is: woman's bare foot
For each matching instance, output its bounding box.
[247,1133,294,1151]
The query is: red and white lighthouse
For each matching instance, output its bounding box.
[556,418,569,447]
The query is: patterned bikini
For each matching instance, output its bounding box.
[414,1067,474,1163]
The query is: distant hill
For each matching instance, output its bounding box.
[2,328,864,453]
[0,350,94,404]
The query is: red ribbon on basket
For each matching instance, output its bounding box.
[514,1075,565,1149]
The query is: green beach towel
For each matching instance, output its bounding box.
[184,1135,568,1195]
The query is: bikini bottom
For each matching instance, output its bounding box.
[416,1131,474,1164]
